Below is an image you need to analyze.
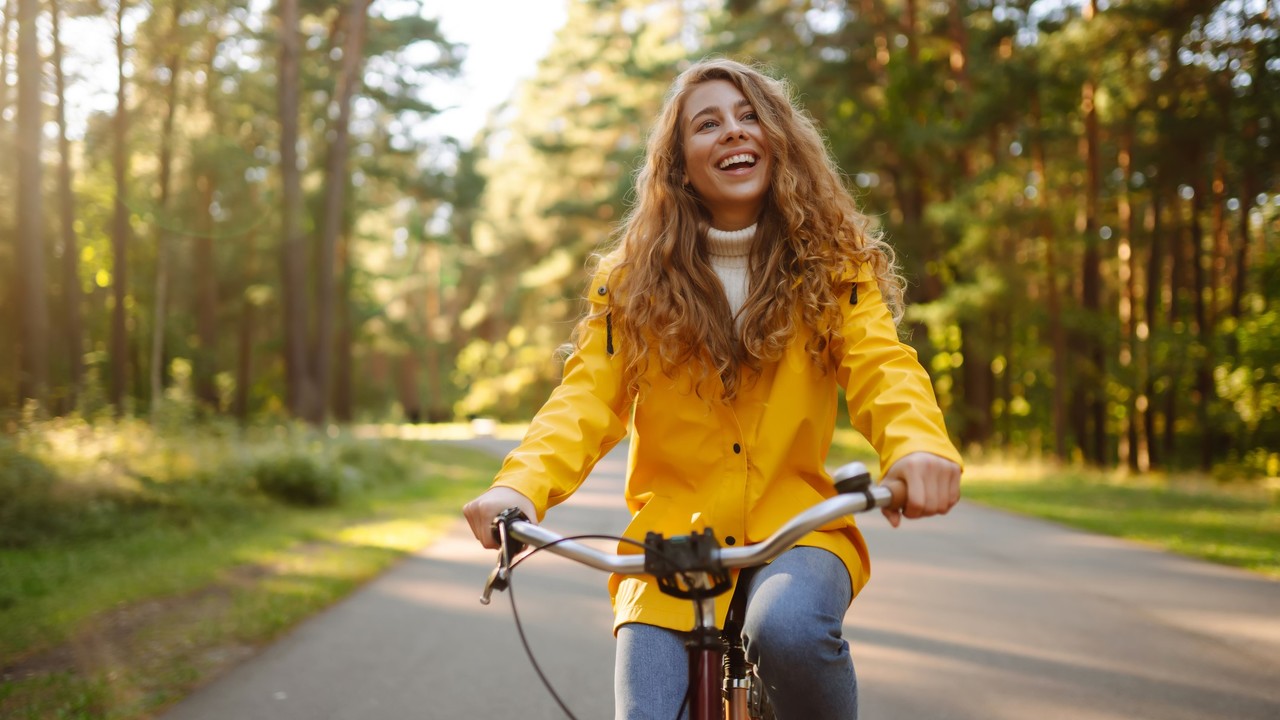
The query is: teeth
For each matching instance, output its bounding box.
[718,153,756,169]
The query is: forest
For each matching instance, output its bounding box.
[2,0,1278,476]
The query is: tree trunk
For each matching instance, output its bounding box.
[109,0,131,415]
[0,0,14,116]
[194,172,218,407]
[424,243,445,422]
[397,354,421,423]
[333,231,353,423]
[0,0,13,412]
[1164,190,1185,461]
[1117,124,1145,471]
[1032,88,1067,460]
[50,0,82,414]
[1188,170,1213,471]
[278,0,314,419]
[1144,191,1163,469]
[1232,161,1254,324]
[1076,0,1105,464]
[311,0,370,424]
[16,0,48,411]
[234,206,259,422]
[150,0,183,416]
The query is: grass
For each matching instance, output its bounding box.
[830,429,1280,578]
[961,463,1280,578]
[0,419,501,720]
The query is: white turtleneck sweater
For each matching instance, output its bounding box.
[706,224,754,320]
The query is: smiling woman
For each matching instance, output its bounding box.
[462,58,963,720]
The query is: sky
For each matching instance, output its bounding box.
[46,0,568,147]
[424,0,568,143]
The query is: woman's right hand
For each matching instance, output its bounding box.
[462,487,538,549]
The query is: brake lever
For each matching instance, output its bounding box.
[480,561,508,605]
[478,507,530,605]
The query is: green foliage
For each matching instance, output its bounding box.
[251,454,344,507]
[451,0,685,416]
[0,441,63,548]
[3,0,1278,478]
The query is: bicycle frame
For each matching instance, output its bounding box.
[481,462,902,720]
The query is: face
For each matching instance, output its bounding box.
[679,79,772,231]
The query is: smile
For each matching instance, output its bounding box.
[717,153,758,170]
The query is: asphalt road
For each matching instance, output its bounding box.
[160,439,1280,720]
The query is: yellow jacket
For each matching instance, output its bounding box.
[492,260,962,632]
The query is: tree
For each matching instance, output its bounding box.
[311,0,370,423]
[15,0,48,410]
[278,0,313,419]
[148,0,185,415]
[109,0,132,414]
[52,0,83,413]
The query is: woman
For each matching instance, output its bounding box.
[463,58,962,719]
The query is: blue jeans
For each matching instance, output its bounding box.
[614,547,858,720]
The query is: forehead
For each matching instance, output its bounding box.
[680,79,750,119]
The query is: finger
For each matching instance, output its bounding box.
[881,506,902,528]
[882,477,908,511]
[904,475,927,519]
[463,503,498,549]
[921,474,942,516]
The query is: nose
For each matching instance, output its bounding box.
[721,118,747,141]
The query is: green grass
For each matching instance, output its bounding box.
[960,464,1280,578]
[830,429,1280,578]
[0,421,500,720]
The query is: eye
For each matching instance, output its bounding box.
[742,111,758,122]
[697,119,718,131]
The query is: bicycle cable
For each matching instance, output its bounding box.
[501,531,649,720]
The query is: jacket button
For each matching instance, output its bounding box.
[732,443,741,454]
[597,286,607,295]
[725,536,736,546]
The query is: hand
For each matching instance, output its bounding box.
[462,487,538,549]
[880,452,961,528]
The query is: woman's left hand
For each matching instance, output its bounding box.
[879,452,961,528]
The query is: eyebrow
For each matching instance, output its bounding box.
[688,98,753,126]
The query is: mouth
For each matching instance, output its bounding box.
[717,152,759,171]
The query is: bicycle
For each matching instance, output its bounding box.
[479,460,906,720]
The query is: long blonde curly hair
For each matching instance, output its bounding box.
[587,58,905,400]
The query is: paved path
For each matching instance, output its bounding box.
[161,440,1280,719]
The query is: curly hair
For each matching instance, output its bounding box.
[585,58,905,401]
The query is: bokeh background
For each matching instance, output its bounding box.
[2,0,1278,474]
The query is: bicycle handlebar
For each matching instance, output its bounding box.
[480,462,905,604]
[506,484,898,575]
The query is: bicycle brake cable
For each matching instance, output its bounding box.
[501,532,651,720]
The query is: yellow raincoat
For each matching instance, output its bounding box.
[491,259,962,633]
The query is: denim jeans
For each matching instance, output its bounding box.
[614,546,858,720]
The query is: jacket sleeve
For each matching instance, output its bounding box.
[835,268,962,475]
[490,285,632,519]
